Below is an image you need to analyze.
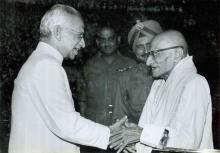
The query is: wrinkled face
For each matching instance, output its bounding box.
[146,38,178,79]
[97,28,118,56]
[60,15,85,60]
[134,36,152,62]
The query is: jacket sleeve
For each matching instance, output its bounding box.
[31,60,110,149]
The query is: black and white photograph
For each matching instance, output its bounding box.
[0,0,219,153]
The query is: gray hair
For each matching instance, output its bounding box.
[40,4,81,40]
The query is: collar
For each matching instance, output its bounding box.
[172,55,196,73]
[166,55,197,81]
[35,41,63,64]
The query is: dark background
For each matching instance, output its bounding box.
[0,0,219,152]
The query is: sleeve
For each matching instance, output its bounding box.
[31,60,110,149]
[139,76,213,149]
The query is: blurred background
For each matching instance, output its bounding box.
[0,0,219,152]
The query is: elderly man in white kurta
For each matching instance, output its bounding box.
[109,30,213,153]
[9,4,126,153]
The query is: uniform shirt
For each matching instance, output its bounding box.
[136,56,213,153]
[114,63,153,124]
[82,52,135,125]
[9,42,110,153]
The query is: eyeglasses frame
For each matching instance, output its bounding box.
[145,45,184,59]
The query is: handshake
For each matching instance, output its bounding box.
[109,116,143,153]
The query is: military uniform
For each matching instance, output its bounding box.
[80,52,135,125]
[80,52,135,153]
[114,63,153,124]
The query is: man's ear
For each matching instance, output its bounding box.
[53,25,62,41]
[174,47,184,61]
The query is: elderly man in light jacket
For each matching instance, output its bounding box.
[110,30,213,153]
[9,4,126,153]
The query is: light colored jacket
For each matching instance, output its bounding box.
[9,42,110,153]
[137,56,213,152]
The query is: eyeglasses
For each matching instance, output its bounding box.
[62,27,84,40]
[145,45,183,60]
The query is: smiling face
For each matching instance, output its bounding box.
[60,15,85,60]
[96,27,119,56]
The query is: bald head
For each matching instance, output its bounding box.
[146,30,189,79]
[151,30,188,57]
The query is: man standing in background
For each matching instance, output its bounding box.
[80,26,135,153]
[114,20,163,124]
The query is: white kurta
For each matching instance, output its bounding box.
[9,42,110,153]
[137,56,213,152]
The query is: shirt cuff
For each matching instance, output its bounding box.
[140,124,172,148]
[95,124,110,150]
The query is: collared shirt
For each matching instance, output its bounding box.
[9,42,110,153]
[136,56,213,153]
[81,52,135,125]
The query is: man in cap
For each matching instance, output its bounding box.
[9,4,126,153]
[110,30,213,153]
[113,20,163,124]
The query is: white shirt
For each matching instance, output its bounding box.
[9,42,110,153]
[136,56,213,153]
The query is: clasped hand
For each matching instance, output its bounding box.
[109,117,143,153]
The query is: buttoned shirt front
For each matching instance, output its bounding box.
[82,52,135,125]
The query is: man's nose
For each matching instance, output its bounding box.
[146,55,154,66]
